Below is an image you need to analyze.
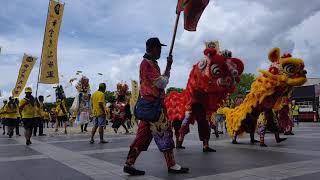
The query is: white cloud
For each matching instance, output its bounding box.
[175,0,320,76]
[0,0,319,102]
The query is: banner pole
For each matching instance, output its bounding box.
[168,12,181,56]
[35,56,42,98]
[36,0,51,97]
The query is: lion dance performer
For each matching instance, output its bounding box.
[111,82,130,134]
[164,42,244,152]
[55,85,68,134]
[278,95,295,135]
[256,109,281,147]
[223,48,307,146]
[70,76,92,133]
[257,95,293,147]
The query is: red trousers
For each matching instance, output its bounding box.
[129,121,174,152]
[126,120,176,167]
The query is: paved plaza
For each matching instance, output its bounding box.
[1,123,320,180]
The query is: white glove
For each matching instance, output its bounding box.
[154,76,169,89]
[182,111,191,126]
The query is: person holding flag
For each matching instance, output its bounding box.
[123,37,189,175]
[123,0,211,174]
[19,87,36,145]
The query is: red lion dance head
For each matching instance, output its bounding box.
[165,47,244,122]
[116,82,129,96]
[187,48,244,95]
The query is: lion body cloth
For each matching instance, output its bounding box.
[223,48,307,145]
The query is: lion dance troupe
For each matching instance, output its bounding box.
[0,41,307,176]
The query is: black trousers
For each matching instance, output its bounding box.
[33,118,44,135]
[16,119,21,135]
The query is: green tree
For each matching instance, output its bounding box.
[65,97,75,110]
[44,102,55,111]
[105,91,116,103]
[166,87,184,95]
[229,73,255,101]
[44,97,75,112]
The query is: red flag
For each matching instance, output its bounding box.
[176,0,210,31]
[176,0,185,13]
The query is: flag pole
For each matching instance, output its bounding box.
[35,55,42,98]
[36,0,51,97]
[168,12,181,56]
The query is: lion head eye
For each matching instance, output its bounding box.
[282,63,297,75]
[231,69,238,77]
[211,64,221,76]
[198,59,207,70]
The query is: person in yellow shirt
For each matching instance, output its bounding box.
[55,98,68,134]
[43,109,50,128]
[14,98,22,136]
[33,96,46,136]
[1,99,8,135]
[4,97,19,138]
[290,100,300,127]
[90,83,108,144]
[19,87,36,145]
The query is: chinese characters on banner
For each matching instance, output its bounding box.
[130,80,139,107]
[12,54,37,97]
[39,0,64,84]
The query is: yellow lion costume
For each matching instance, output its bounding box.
[223,47,307,144]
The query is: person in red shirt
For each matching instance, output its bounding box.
[123,38,189,175]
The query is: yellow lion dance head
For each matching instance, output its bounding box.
[263,47,307,87]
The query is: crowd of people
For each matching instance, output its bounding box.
[0,83,136,145]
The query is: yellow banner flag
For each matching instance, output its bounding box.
[39,0,64,84]
[130,80,139,106]
[12,54,37,97]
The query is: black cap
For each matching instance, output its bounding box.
[146,37,167,49]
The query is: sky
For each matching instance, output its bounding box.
[0,0,320,102]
